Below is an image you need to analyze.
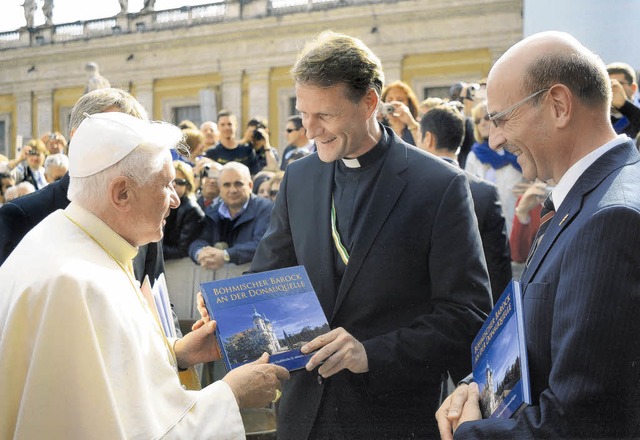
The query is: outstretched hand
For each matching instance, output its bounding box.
[222,353,290,408]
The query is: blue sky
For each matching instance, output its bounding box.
[1,1,213,33]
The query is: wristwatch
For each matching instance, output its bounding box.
[223,250,230,263]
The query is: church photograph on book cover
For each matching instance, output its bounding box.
[474,315,524,418]
[219,294,329,367]
[472,280,531,419]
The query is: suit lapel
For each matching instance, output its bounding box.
[331,140,408,320]
[521,140,638,286]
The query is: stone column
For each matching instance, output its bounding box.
[36,90,53,137]
[135,79,154,118]
[16,91,33,142]
[246,68,269,119]
[220,69,243,117]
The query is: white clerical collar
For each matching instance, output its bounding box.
[341,157,361,168]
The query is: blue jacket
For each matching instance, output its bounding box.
[188,194,272,265]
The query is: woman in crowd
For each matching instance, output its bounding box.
[465,101,523,234]
[252,170,274,200]
[11,139,48,190]
[380,80,421,145]
[163,161,205,260]
[267,171,285,202]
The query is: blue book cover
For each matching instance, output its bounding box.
[200,265,330,372]
[472,280,531,419]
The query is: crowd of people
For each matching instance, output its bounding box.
[0,28,639,439]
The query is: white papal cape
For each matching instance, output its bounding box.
[0,203,244,439]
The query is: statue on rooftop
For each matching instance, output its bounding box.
[119,0,128,16]
[23,0,37,28]
[85,62,111,93]
[140,0,156,14]
[43,0,54,26]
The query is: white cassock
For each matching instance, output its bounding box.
[0,202,244,439]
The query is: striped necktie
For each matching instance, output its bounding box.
[525,195,556,266]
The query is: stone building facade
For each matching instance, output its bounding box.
[0,0,522,158]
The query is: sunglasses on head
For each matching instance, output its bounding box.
[173,178,188,186]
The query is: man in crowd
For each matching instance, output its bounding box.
[200,120,220,151]
[419,104,511,300]
[607,61,640,139]
[43,152,69,183]
[231,31,491,439]
[436,31,640,439]
[205,110,262,174]
[189,161,272,269]
[280,114,314,170]
[0,111,289,438]
[195,159,223,210]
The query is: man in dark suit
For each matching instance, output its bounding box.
[419,103,512,300]
[0,88,163,284]
[436,31,640,439]
[249,31,492,439]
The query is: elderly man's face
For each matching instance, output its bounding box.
[131,158,180,245]
[296,83,376,163]
[219,168,252,213]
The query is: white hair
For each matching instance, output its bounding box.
[44,153,69,172]
[67,143,173,209]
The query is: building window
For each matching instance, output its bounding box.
[173,105,201,127]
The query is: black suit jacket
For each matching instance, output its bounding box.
[442,157,512,300]
[0,173,164,283]
[456,140,640,439]
[251,127,492,439]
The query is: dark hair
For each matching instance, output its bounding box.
[252,173,272,195]
[287,115,303,130]
[420,105,465,152]
[217,109,235,122]
[606,62,637,85]
[291,31,384,103]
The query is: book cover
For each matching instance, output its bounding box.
[200,265,330,372]
[472,280,531,419]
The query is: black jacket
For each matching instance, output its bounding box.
[163,195,205,260]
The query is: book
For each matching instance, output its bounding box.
[200,265,330,371]
[472,280,531,419]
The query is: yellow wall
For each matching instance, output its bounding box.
[0,94,17,157]
[269,65,294,145]
[53,87,84,133]
[154,73,222,121]
[402,48,493,86]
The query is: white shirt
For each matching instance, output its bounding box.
[552,135,629,210]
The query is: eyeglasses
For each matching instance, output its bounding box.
[269,190,279,197]
[487,89,549,128]
[173,178,188,186]
[286,128,298,133]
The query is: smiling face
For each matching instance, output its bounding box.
[487,49,552,181]
[296,82,377,163]
[217,115,237,143]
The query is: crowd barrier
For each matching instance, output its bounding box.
[164,257,251,320]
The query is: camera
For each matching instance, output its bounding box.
[200,164,212,179]
[252,122,265,142]
[27,149,40,156]
[380,103,395,115]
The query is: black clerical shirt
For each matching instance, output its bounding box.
[332,127,391,284]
